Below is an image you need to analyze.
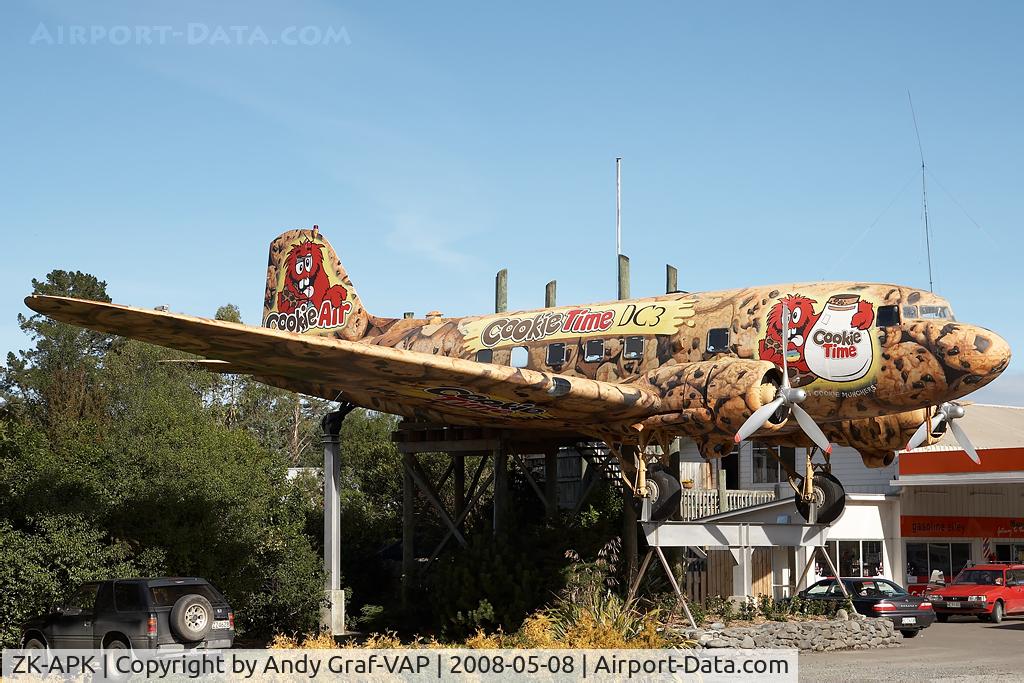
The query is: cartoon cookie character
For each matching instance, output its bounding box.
[759,294,875,383]
[278,240,349,314]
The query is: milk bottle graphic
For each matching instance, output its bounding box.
[804,295,873,382]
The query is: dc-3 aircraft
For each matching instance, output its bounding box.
[26,228,1011,523]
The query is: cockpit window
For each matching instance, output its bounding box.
[877,305,900,327]
[917,305,953,320]
[901,304,955,321]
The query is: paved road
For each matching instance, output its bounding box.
[799,615,1024,682]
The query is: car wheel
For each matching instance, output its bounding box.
[990,601,1003,624]
[794,473,846,525]
[936,613,949,623]
[645,466,681,521]
[170,593,214,642]
[900,629,920,638]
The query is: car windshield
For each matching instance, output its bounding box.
[845,579,907,597]
[953,570,1003,585]
[149,584,223,607]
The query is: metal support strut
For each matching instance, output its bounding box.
[321,403,355,636]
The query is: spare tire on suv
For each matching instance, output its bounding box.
[170,593,214,642]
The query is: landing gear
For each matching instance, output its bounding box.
[783,447,847,525]
[794,472,846,525]
[646,464,681,521]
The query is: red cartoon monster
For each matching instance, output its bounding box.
[758,294,874,381]
[277,240,349,318]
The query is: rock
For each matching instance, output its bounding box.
[710,622,726,630]
[740,636,755,649]
[849,621,862,633]
[797,639,813,650]
[836,608,849,621]
[708,638,730,648]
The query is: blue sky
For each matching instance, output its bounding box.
[1,1,1021,405]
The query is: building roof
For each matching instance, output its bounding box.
[897,404,1024,454]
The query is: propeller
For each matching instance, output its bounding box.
[905,402,981,464]
[734,305,833,454]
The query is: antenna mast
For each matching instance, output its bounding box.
[615,157,622,256]
[908,91,934,292]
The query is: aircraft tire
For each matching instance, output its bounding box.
[794,473,846,525]
[646,467,681,521]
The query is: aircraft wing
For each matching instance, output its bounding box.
[25,296,662,431]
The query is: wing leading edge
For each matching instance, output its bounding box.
[25,296,663,432]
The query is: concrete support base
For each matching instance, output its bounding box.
[322,589,346,637]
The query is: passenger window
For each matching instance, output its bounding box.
[546,342,567,366]
[94,583,114,612]
[806,581,833,596]
[67,583,98,611]
[624,336,644,361]
[510,346,529,368]
[114,583,145,612]
[583,339,604,363]
[877,305,900,327]
[707,328,730,353]
[475,349,493,363]
[902,305,918,320]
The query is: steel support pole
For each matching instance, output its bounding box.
[401,452,415,610]
[321,405,353,636]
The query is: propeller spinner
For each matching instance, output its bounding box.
[905,402,981,464]
[734,306,833,454]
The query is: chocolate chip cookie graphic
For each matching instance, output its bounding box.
[877,343,947,404]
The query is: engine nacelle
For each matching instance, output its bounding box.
[639,358,785,447]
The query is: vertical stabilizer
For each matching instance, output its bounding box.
[262,227,371,340]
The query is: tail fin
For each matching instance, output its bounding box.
[262,227,371,340]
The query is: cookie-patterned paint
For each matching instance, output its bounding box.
[25,228,1011,471]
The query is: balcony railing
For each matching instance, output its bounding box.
[680,488,778,520]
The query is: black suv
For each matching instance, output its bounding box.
[21,578,235,651]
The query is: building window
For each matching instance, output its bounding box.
[475,349,493,363]
[905,542,972,584]
[624,336,644,360]
[822,540,885,578]
[510,346,529,368]
[707,328,730,353]
[751,444,795,484]
[995,543,1024,563]
[583,339,604,363]
[546,342,566,366]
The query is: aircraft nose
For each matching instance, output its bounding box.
[913,321,1012,397]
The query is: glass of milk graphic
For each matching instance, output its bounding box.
[804,294,873,382]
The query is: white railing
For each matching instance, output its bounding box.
[680,489,777,520]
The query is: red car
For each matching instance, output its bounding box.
[927,564,1024,624]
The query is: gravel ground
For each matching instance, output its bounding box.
[798,615,1024,682]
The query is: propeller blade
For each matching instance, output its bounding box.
[781,306,791,389]
[791,403,833,454]
[906,412,946,451]
[734,396,786,443]
[948,420,982,465]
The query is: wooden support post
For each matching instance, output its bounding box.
[495,269,508,313]
[454,455,465,520]
[401,452,415,610]
[666,264,678,293]
[718,463,729,514]
[545,280,557,308]
[493,447,507,533]
[544,449,559,520]
[617,254,630,300]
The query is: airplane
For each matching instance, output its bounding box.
[25,227,1011,523]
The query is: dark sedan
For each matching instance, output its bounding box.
[798,577,936,637]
